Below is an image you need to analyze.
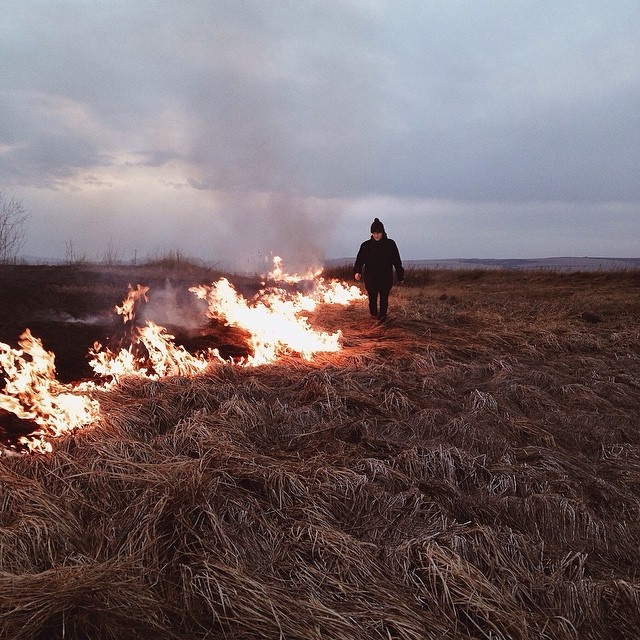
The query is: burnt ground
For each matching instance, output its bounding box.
[0,263,256,444]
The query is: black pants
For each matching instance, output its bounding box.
[366,281,391,320]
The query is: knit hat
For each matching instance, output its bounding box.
[370,218,385,234]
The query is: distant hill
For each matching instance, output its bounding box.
[327,256,640,272]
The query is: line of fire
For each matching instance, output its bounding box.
[0,257,364,454]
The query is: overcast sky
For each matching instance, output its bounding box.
[1,1,639,270]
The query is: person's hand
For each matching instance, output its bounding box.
[354,273,361,281]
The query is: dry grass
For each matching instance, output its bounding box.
[1,268,640,639]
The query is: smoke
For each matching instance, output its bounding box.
[140,279,208,331]
[208,190,343,274]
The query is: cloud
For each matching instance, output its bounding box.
[1,1,639,265]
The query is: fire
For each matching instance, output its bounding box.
[89,321,217,382]
[115,283,149,323]
[89,281,219,383]
[0,330,100,454]
[267,255,322,284]
[190,277,339,365]
[1,257,364,453]
[190,256,365,366]
[265,256,364,305]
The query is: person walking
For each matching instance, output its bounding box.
[354,218,404,323]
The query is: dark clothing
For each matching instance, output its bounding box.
[354,234,404,287]
[365,279,392,320]
[354,234,404,321]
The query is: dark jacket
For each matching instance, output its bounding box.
[354,234,404,287]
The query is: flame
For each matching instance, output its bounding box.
[266,255,323,284]
[1,258,364,453]
[115,283,149,323]
[89,285,220,383]
[190,257,365,366]
[190,278,334,365]
[265,255,363,304]
[89,321,218,382]
[0,330,100,454]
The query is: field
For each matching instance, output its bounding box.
[1,263,639,639]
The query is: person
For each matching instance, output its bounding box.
[354,218,404,323]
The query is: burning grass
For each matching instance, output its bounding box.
[1,267,640,638]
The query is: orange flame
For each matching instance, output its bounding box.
[190,257,364,365]
[115,283,149,323]
[190,277,336,365]
[0,330,100,454]
[89,321,218,382]
[266,255,323,284]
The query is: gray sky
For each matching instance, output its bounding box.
[1,0,639,270]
